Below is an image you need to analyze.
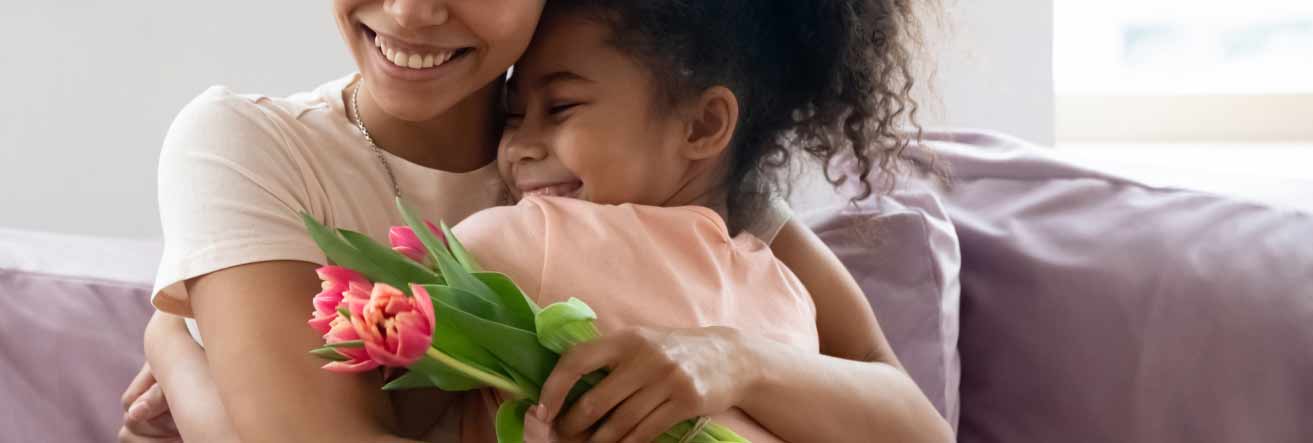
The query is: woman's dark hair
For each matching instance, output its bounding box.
[550,0,938,234]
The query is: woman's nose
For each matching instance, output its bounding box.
[384,0,449,29]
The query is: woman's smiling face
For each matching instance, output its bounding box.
[333,0,544,122]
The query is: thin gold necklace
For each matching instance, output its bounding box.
[349,80,402,198]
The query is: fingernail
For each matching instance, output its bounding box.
[533,404,547,420]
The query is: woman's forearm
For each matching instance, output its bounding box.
[143,311,241,443]
[738,336,953,443]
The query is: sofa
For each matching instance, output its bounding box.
[3,130,1309,442]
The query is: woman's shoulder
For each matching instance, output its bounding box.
[161,77,355,176]
[168,78,345,146]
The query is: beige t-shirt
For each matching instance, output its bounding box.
[152,74,504,316]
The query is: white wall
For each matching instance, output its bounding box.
[0,2,1054,238]
[926,0,1056,146]
[0,3,350,238]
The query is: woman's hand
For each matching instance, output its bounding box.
[118,362,181,443]
[537,326,762,443]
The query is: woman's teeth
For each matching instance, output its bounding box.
[374,35,458,70]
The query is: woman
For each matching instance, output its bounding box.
[121,1,949,442]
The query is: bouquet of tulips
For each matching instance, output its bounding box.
[301,198,748,443]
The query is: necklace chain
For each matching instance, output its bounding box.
[350,80,402,198]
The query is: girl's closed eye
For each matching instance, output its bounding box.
[548,102,583,116]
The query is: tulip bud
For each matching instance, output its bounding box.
[534,298,601,354]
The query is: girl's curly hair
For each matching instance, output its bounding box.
[551,0,940,234]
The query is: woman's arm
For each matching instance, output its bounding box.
[185,260,432,443]
[749,219,952,442]
[144,312,239,443]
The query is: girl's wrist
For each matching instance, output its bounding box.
[144,312,191,365]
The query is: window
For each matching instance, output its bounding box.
[1055,1,1313,142]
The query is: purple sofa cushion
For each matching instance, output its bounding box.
[936,131,1313,443]
[799,170,963,427]
[1,229,158,442]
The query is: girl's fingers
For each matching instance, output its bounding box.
[123,386,178,438]
[538,338,623,423]
[126,384,170,423]
[121,363,155,411]
[589,385,670,443]
[556,358,664,436]
[622,401,698,443]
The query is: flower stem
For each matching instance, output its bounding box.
[424,347,529,399]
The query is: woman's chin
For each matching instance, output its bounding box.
[366,87,461,122]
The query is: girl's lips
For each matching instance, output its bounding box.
[521,181,583,199]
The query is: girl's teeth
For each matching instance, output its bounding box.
[407,54,423,69]
[423,54,435,68]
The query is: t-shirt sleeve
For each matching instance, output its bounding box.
[450,202,548,302]
[745,197,794,244]
[152,87,326,317]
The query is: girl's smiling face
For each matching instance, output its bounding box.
[498,14,736,207]
[333,0,544,122]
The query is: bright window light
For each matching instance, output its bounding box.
[1056,1,1313,95]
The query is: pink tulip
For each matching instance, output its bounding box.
[348,283,435,368]
[321,281,379,373]
[389,221,445,264]
[307,266,370,335]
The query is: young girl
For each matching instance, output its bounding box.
[442,0,951,441]
[123,0,948,442]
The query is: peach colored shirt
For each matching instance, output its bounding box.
[451,196,820,443]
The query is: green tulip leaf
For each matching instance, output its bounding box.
[309,347,349,362]
[497,360,541,402]
[431,296,558,386]
[397,199,506,309]
[406,353,485,392]
[424,284,499,323]
[440,221,483,273]
[325,340,364,349]
[495,399,532,443]
[473,272,539,329]
[339,230,443,291]
[302,213,390,282]
[381,370,435,391]
[422,287,507,374]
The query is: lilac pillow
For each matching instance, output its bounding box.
[934,131,1313,443]
[797,173,963,427]
[0,229,158,442]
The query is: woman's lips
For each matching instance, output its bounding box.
[361,25,473,80]
[520,181,583,199]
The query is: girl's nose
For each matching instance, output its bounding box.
[504,133,549,165]
[384,0,449,29]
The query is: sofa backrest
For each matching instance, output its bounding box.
[935,131,1313,443]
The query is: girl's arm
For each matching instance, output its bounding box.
[751,219,953,442]
[182,260,440,443]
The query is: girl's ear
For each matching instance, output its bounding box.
[682,86,740,161]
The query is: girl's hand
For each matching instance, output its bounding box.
[537,326,762,443]
[119,362,181,442]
